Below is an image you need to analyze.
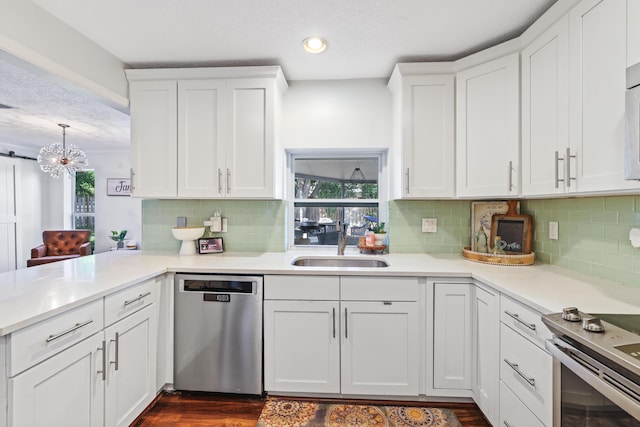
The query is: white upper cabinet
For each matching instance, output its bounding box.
[629,0,640,67]
[521,15,570,196]
[388,64,455,199]
[126,66,287,199]
[568,0,639,193]
[129,80,178,198]
[456,53,520,198]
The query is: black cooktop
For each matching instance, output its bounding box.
[594,314,640,335]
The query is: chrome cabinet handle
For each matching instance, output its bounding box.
[227,169,231,194]
[130,168,135,191]
[218,169,222,194]
[504,358,536,386]
[555,150,564,188]
[97,340,106,381]
[503,421,513,427]
[508,161,513,192]
[124,292,151,307]
[110,332,119,371]
[566,147,576,187]
[405,168,410,194]
[344,308,348,339]
[504,310,536,331]
[332,308,336,338]
[46,319,93,343]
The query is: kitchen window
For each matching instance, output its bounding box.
[73,170,95,249]
[288,151,387,248]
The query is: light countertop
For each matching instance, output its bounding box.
[0,250,639,335]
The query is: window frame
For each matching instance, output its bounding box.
[286,149,388,250]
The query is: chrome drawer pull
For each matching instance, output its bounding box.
[97,340,106,381]
[504,310,536,331]
[46,319,93,343]
[504,358,536,386]
[110,332,120,371]
[503,421,513,427]
[332,308,336,339]
[124,292,151,307]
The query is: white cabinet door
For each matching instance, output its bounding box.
[391,74,455,199]
[263,300,340,393]
[225,78,276,198]
[129,80,177,198]
[341,301,419,396]
[456,54,520,198]
[0,157,16,272]
[105,304,157,427]
[521,15,570,196]
[629,0,640,67]
[569,0,639,192]
[178,79,226,198]
[471,285,499,426]
[433,283,472,390]
[10,332,105,427]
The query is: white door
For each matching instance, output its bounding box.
[178,79,226,198]
[472,285,499,426]
[263,300,340,393]
[10,332,105,427]
[401,74,455,198]
[341,301,419,396]
[433,283,473,390]
[569,0,639,192]
[225,78,275,198]
[105,304,157,427]
[0,157,16,272]
[456,53,520,198]
[521,15,570,196]
[129,80,178,198]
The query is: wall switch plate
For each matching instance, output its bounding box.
[221,217,228,233]
[422,218,437,233]
[549,221,559,240]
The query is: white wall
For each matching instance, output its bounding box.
[283,79,392,149]
[89,151,141,253]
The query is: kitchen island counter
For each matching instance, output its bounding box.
[0,250,638,335]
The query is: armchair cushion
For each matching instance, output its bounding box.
[27,230,92,267]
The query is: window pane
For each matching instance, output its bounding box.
[294,206,378,246]
[295,158,378,200]
[74,170,95,237]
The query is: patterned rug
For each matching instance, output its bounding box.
[257,398,462,427]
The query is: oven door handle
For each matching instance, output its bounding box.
[546,338,640,421]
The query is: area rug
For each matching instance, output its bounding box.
[257,398,462,427]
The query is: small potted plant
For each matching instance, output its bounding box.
[110,230,127,249]
[370,222,386,245]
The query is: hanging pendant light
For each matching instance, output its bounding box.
[37,124,88,178]
[349,161,366,183]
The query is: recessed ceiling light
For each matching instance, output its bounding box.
[302,37,327,54]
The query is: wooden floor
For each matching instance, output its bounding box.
[132,392,492,427]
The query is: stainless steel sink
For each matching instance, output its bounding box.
[291,257,389,268]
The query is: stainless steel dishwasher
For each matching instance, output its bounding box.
[174,273,263,395]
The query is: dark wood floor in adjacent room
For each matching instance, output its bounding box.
[132,392,491,427]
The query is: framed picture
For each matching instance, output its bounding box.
[197,237,224,254]
[107,178,131,196]
[470,201,519,251]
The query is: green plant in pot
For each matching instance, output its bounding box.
[370,222,386,245]
[110,230,127,249]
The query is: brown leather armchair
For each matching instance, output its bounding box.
[27,230,93,267]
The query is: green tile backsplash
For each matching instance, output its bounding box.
[142,199,286,252]
[141,195,640,288]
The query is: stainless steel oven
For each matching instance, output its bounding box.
[543,310,640,425]
[625,61,640,180]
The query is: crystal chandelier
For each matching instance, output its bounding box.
[37,124,88,178]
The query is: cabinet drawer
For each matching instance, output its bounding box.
[340,276,419,301]
[105,278,157,327]
[500,381,545,427]
[500,323,553,426]
[8,299,103,376]
[264,275,339,300]
[500,295,552,349]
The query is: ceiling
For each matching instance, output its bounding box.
[1,0,557,153]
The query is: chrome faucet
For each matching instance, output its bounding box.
[337,212,349,256]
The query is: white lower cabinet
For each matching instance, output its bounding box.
[471,284,500,426]
[264,275,420,396]
[263,300,340,393]
[105,304,158,427]
[9,332,105,427]
[500,381,544,427]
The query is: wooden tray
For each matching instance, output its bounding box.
[358,244,387,254]
[462,246,535,266]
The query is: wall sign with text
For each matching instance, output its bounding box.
[107,178,131,196]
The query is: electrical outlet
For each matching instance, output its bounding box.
[422,218,437,233]
[549,221,559,240]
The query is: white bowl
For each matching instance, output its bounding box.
[171,227,205,255]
